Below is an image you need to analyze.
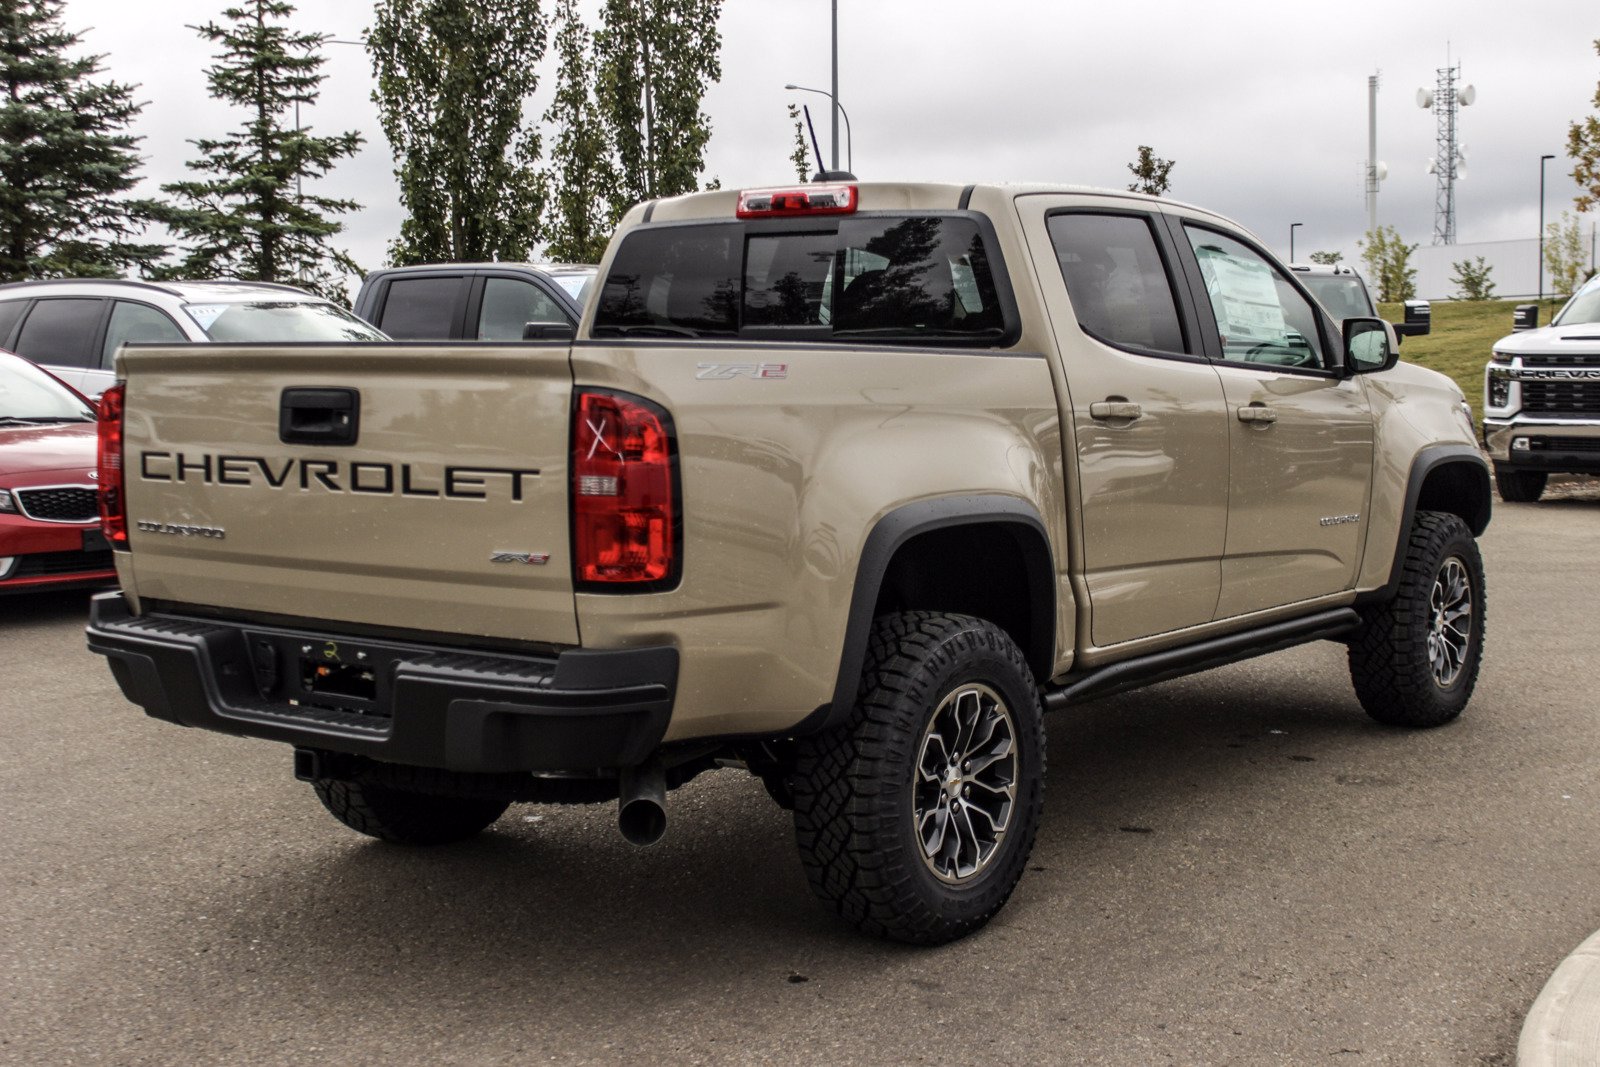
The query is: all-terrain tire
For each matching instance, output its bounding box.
[1347,511,1485,727]
[311,778,510,845]
[790,612,1046,945]
[1493,464,1546,503]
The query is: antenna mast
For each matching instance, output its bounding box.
[1419,63,1474,245]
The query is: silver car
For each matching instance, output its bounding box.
[0,279,387,398]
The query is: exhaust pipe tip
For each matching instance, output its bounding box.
[617,759,668,846]
[618,797,667,846]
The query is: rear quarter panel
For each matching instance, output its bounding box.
[570,342,1067,740]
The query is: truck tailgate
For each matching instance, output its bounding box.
[116,344,578,645]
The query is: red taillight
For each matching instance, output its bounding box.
[572,390,678,587]
[97,383,127,548]
[736,182,858,218]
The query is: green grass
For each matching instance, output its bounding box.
[1375,297,1567,418]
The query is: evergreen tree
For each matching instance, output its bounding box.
[539,0,615,264]
[1126,145,1174,197]
[1449,256,1496,301]
[154,1,362,300]
[370,0,547,265]
[594,0,722,205]
[0,0,165,280]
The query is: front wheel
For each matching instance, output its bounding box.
[1494,464,1546,503]
[790,612,1046,945]
[311,778,509,845]
[1347,511,1485,727]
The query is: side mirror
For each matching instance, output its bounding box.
[1512,304,1539,331]
[1394,299,1431,339]
[1343,317,1399,374]
[522,321,575,341]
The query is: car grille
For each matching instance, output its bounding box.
[16,486,98,523]
[12,550,115,577]
[1521,353,1600,367]
[1522,382,1600,414]
[1536,437,1600,453]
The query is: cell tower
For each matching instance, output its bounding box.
[1416,64,1475,245]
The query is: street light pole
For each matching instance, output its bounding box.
[830,0,839,173]
[785,83,852,173]
[1539,154,1555,303]
[1289,222,1302,263]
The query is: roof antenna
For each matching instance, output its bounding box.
[802,104,856,182]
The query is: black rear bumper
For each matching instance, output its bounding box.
[86,593,676,773]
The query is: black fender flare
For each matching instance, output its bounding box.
[809,494,1056,734]
[1359,444,1490,605]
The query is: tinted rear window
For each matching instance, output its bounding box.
[594,215,1010,344]
[14,298,104,368]
[378,276,467,339]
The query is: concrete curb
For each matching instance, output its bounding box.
[1520,928,1600,1066]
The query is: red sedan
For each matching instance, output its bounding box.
[0,350,116,594]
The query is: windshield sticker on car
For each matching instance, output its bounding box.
[183,304,229,331]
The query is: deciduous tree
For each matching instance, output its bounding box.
[539,0,614,263]
[154,0,362,300]
[1308,250,1343,266]
[1545,211,1591,296]
[370,0,547,264]
[0,0,165,280]
[1570,38,1600,213]
[1126,145,1174,197]
[1359,225,1417,302]
[594,0,722,204]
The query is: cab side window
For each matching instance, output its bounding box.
[1183,226,1328,369]
[103,301,185,367]
[478,278,568,340]
[1046,212,1188,356]
[13,298,105,368]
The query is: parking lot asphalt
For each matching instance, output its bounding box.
[3,490,1599,1066]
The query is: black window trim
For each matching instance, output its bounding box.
[1043,205,1207,367]
[1163,215,1343,379]
[13,296,114,371]
[592,209,1024,349]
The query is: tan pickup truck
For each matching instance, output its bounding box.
[88,181,1491,944]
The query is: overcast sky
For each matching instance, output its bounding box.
[64,0,1598,276]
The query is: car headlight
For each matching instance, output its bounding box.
[0,489,16,514]
[1486,372,1512,410]
[1458,400,1476,435]
[1490,349,1512,365]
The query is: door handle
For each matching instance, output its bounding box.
[1236,404,1278,424]
[1089,401,1143,420]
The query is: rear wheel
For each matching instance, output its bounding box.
[1348,511,1485,727]
[790,612,1045,945]
[1494,464,1546,503]
[311,778,509,845]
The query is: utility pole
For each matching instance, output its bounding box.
[1539,153,1554,303]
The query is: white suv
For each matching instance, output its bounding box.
[0,279,386,398]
